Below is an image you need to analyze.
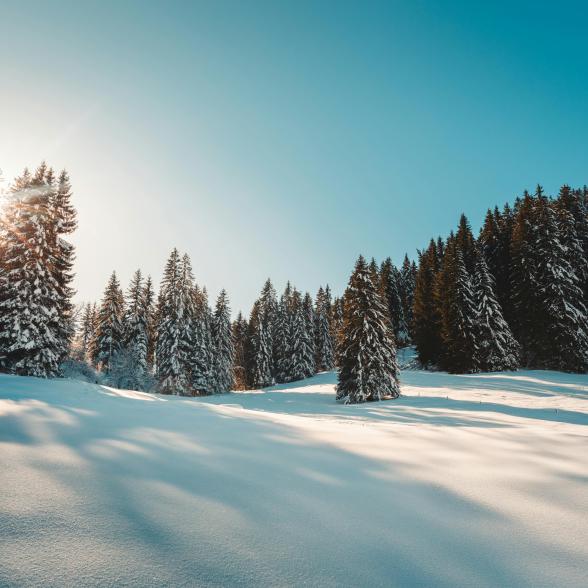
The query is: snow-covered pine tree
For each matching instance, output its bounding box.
[330,295,345,366]
[556,185,588,300]
[314,286,335,372]
[380,257,408,347]
[478,206,514,326]
[156,249,192,394]
[72,302,96,362]
[284,289,314,381]
[232,311,248,390]
[438,246,479,373]
[336,255,399,404]
[273,283,292,383]
[211,289,234,393]
[50,169,77,363]
[189,285,215,394]
[510,189,542,364]
[533,195,588,372]
[142,276,156,372]
[302,292,316,377]
[413,239,442,367]
[122,269,149,389]
[400,254,417,342]
[258,279,278,376]
[92,271,125,373]
[245,299,273,388]
[0,165,61,376]
[473,254,519,371]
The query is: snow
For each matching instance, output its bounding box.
[1,367,587,587]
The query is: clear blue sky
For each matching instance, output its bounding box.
[1,0,587,314]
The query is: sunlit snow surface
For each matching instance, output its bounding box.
[1,367,587,587]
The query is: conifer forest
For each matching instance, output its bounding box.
[2,164,587,403]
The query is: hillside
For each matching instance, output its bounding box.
[1,368,587,587]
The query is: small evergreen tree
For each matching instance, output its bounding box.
[211,289,234,393]
[473,254,519,371]
[92,272,125,372]
[336,256,399,403]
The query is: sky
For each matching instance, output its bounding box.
[1,0,587,315]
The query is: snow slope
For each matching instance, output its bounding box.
[1,368,587,587]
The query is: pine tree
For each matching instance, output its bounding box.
[439,248,478,373]
[399,254,416,341]
[510,190,541,363]
[534,195,588,371]
[156,249,192,394]
[274,283,292,383]
[314,286,335,372]
[0,165,61,376]
[301,292,316,377]
[123,269,149,388]
[211,289,234,393]
[258,279,278,376]
[413,240,442,366]
[336,256,399,403]
[72,302,96,362]
[380,257,408,346]
[473,254,519,371]
[245,300,273,388]
[330,295,345,366]
[142,276,156,372]
[232,312,249,390]
[50,169,77,362]
[189,285,214,394]
[92,272,125,372]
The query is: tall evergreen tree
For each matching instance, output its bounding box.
[92,271,125,372]
[400,254,416,341]
[439,248,478,373]
[314,286,335,372]
[211,289,234,393]
[245,300,273,388]
[232,312,249,390]
[123,269,149,386]
[142,276,156,372]
[189,285,214,394]
[380,257,408,346]
[336,256,399,403]
[473,255,519,371]
[413,240,442,366]
[0,165,62,376]
[156,249,192,393]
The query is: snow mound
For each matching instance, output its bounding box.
[1,369,587,587]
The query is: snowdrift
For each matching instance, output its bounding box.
[1,369,587,587]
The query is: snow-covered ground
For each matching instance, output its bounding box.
[1,368,587,587]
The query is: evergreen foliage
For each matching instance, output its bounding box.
[336,256,399,403]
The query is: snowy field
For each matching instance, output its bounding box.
[1,367,587,587]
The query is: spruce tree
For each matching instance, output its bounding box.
[439,248,478,374]
[336,256,399,403]
[400,254,416,341]
[314,286,335,372]
[473,254,519,371]
[380,257,408,346]
[123,269,149,387]
[0,165,61,376]
[245,300,273,388]
[142,276,156,372]
[232,312,249,390]
[534,195,588,371]
[190,285,214,394]
[274,283,292,383]
[156,249,192,394]
[211,289,234,393]
[92,271,125,372]
[413,240,442,366]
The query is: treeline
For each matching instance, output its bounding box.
[74,250,416,397]
[413,185,588,373]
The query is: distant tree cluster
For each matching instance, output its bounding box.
[413,185,588,373]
